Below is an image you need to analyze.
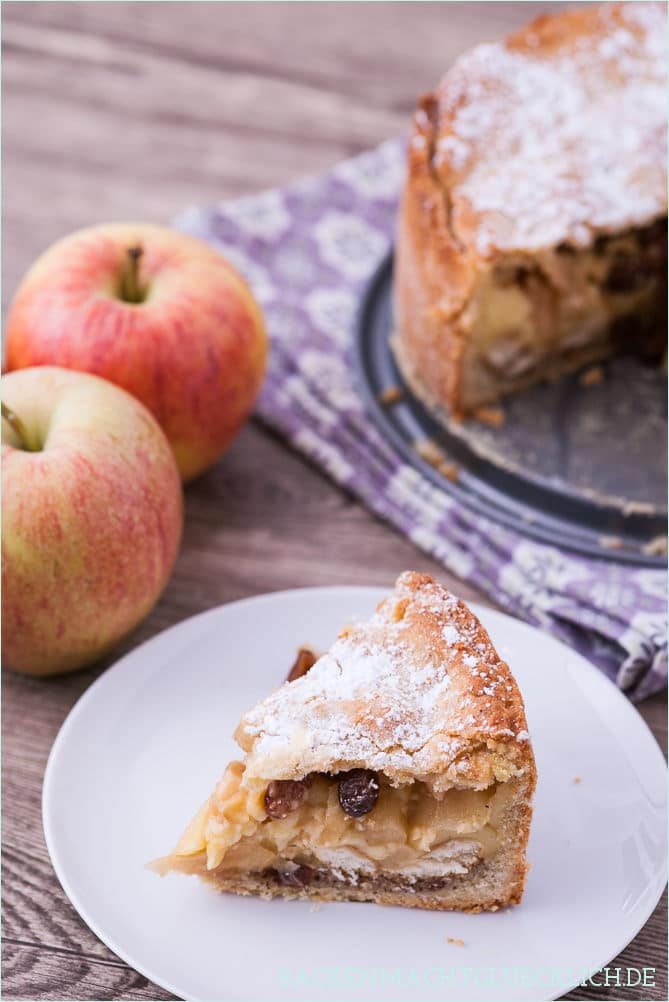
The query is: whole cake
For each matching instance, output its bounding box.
[394,2,667,419]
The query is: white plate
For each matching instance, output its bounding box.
[43,587,667,1002]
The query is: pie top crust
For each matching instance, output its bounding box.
[235,571,532,793]
[413,1,667,259]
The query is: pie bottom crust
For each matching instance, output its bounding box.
[158,846,529,913]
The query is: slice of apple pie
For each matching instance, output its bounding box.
[153,572,536,911]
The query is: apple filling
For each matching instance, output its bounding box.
[175,762,513,888]
[458,220,667,410]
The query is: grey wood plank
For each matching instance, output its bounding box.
[2,941,171,1001]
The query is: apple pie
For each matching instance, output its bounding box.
[394,2,667,418]
[153,572,536,911]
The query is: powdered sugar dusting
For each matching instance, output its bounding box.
[239,572,530,783]
[432,2,667,253]
[242,634,452,771]
[442,623,460,645]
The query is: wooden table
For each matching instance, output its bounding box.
[3,3,666,999]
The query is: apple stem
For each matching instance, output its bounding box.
[121,245,145,303]
[1,401,38,451]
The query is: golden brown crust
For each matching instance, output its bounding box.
[235,571,534,791]
[168,866,525,913]
[374,572,529,739]
[394,2,667,417]
[395,95,473,415]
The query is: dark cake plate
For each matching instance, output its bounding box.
[354,252,667,567]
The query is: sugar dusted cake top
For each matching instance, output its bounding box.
[236,572,532,792]
[421,2,667,255]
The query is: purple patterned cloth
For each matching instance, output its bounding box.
[175,139,667,702]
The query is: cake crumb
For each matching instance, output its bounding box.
[378,384,404,406]
[622,499,655,516]
[474,406,505,428]
[599,535,624,550]
[440,461,460,483]
[447,937,465,946]
[579,365,604,387]
[415,438,444,466]
[414,438,459,482]
[573,776,582,785]
[643,535,668,557]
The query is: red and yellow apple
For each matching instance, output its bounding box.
[2,366,183,676]
[5,223,268,482]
